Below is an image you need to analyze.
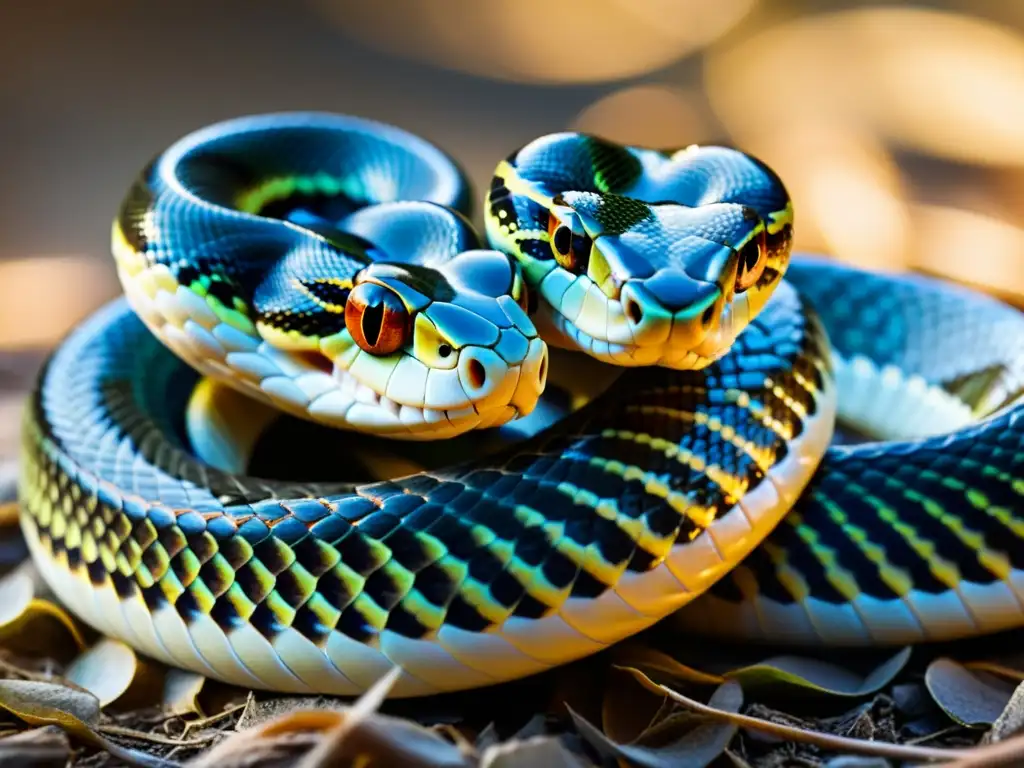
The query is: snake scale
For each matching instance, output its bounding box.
[18,113,1024,697]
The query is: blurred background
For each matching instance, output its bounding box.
[2,0,1023,458]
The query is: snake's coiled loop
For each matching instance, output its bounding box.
[21,115,838,695]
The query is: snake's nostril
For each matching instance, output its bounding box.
[702,304,715,327]
[539,349,548,386]
[468,358,486,390]
[625,297,643,325]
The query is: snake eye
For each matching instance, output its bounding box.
[735,229,768,293]
[548,211,592,274]
[345,282,410,355]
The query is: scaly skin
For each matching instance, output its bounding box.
[20,116,840,697]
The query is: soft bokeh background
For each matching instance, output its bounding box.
[2,0,1023,455]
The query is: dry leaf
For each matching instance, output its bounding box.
[570,680,743,768]
[724,648,912,698]
[926,658,1016,728]
[162,670,207,718]
[480,735,587,767]
[193,670,471,768]
[602,666,674,745]
[0,679,173,767]
[986,682,1024,743]
[823,757,893,768]
[0,725,71,768]
[0,566,86,659]
[611,645,725,687]
[188,709,344,768]
[64,638,140,707]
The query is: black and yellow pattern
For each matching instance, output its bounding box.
[675,258,1024,644]
[21,275,831,694]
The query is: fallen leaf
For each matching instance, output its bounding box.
[926,658,1016,728]
[722,749,753,767]
[481,735,587,767]
[0,679,173,767]
[162,670,207,718]
[0,725,71,768]
[569,680,743,768]
[602,666,674,745]
[984,682,1024,743]
[235,695,338,732]
[64,639,139,707]
[624,669,966,763]
[611,645,726,687]
[188,709,344,768]
[966,661,1024,682]
[0,566,86,659]
[194,670,472,768]
[823,757,893,767]
[891,683,934,718]
[725,647,912,698]
[0,678,101,737]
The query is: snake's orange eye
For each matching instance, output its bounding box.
[548,211,592,274]
[345,282,410,355]
[735,229,767,293]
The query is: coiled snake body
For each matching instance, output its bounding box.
[18,113,1024,697]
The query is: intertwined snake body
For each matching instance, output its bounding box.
[17,113,1024,697]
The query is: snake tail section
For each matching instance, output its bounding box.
[21,280,833,696]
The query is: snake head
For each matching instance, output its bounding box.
[487,134,794,369]
[256,235,548,440]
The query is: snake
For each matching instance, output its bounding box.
[488,133,1024,647]
[16,113,1021,699]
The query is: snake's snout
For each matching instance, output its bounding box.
[620,273,724,354]
[458,336,547,420]
[512,338,548,417]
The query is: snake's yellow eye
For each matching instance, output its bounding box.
[735,229,767,293]
[345,282,410,356]
[548,211,592,274]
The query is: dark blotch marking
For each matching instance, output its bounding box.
[316,568,356,612]
[209,596,242,630]
[274,568,311,607]
[197,558,231,598]
[412,562,458,607]
[569,569,607,599]
[489,570,526,608]
[234,562,274,604]
[362,568,405,611]
[337,605,377,643]
[444,595,492,632]
[586,138,643,194]
[511,593,550,619]
[252,536,294,576]
[385,603,430,639]
[175,589,202,624]
[592,194,654,236]
[302,280,351,309]
[291,604,331,646]
[249,601,283,641]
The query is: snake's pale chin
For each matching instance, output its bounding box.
[536,272,752,370]
[325,337,548,441]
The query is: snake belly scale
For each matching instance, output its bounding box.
[18,113,837,696]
